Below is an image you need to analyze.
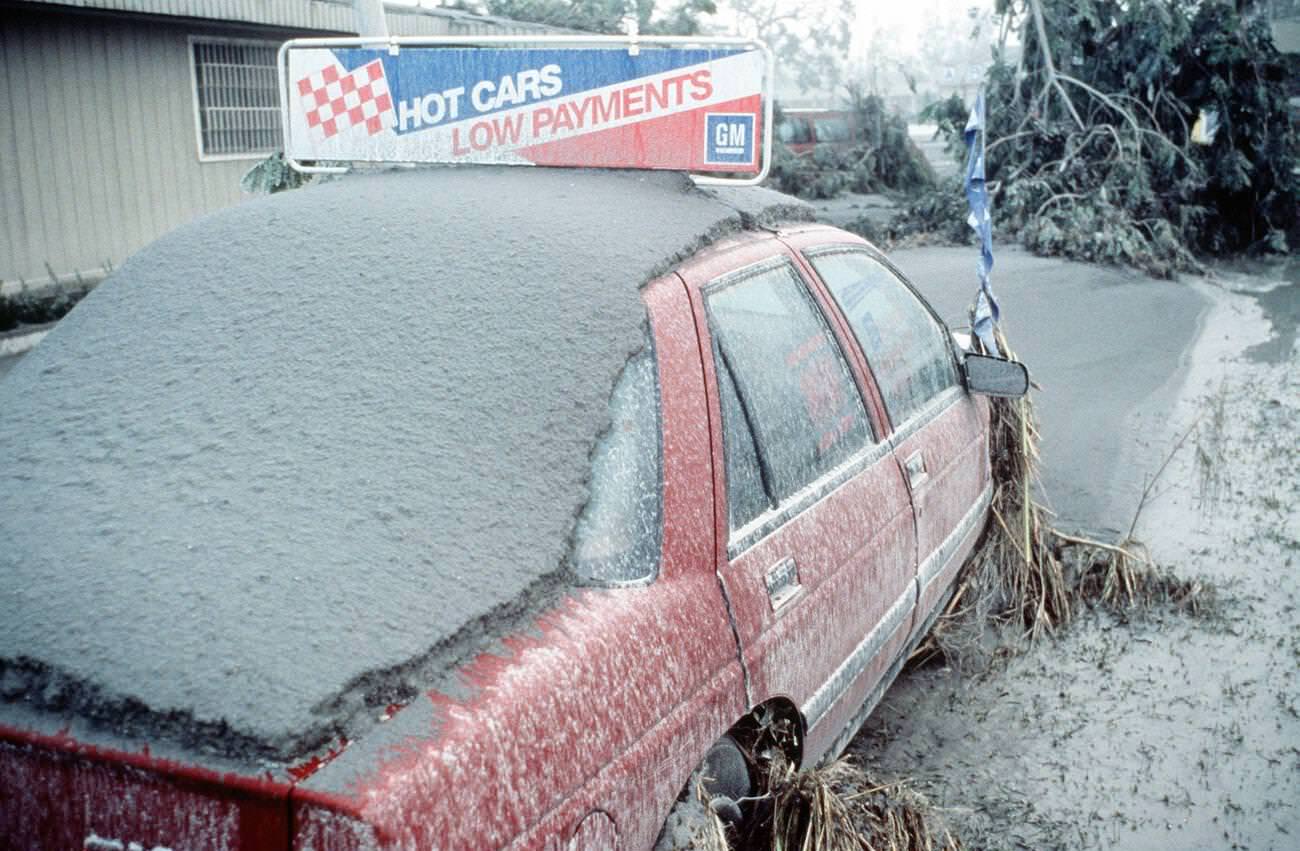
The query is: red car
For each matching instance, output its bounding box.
[774,109,857,156]
[0,168,1024,850]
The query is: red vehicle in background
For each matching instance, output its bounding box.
[0,167,1025,848]
[775,109,858,155]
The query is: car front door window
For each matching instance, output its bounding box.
[808,250,958,429]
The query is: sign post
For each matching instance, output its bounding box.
[278,36,772,185]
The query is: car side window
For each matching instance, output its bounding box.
[571,333,663,584]
[809,250,959,428]
[777,116,812,145]
[707,261,872,526]
[715,353,771,530]
[814,117,851,143]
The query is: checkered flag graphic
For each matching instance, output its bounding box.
[297,60,395,140]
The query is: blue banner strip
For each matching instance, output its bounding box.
[963,89,1000,356]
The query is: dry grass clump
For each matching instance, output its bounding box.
[746,757,961,851]
[1057,532,1214,615]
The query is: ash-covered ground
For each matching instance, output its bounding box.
[847,254,1299,850]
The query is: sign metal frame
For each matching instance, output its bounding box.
[276,35,774,186]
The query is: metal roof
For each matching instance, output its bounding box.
[15,0,571,37]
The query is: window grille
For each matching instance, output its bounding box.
[191,39,282,158]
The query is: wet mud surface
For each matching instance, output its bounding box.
[848,260,1299,850]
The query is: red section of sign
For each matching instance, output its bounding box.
[516,95,763,172]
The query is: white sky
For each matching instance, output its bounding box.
[383,0,1002,59]
[383,0,996,36]
[850,0,998,57]
[853,0,987,39]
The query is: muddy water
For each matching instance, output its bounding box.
[1245,280,1300,363]
[849,276,1299,850]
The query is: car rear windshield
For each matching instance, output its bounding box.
[571,333,663,584]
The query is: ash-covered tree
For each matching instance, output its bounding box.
[483,0,716,34]
[918,0,1298,276]
[720,0,855,95]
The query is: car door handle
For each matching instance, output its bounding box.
[765,557,801,612]
[904,451,928,488]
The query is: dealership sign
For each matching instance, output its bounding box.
[279,39,769,179]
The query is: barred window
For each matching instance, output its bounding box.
[191,39,282,158]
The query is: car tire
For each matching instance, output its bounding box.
[652,735,752,851]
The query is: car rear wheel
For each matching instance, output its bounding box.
[652,735,753,851]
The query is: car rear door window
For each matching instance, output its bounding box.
[809,250,958,427]
[571,336,662,584]
[706,261,872,525]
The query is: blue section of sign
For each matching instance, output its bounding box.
[704,113,754,164]
[328,47,743,136]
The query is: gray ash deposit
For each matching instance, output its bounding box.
[0,166,810,763]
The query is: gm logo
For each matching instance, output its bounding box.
[704,113,755,165]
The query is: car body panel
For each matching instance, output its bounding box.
[288,272,745,851]
[894,394,991,628]
[676,233,919,767]
[0,724,290,851]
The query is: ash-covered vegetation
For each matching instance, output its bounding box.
[767,95,938,200]
[902,0,1299,276]
[0,284,90,333]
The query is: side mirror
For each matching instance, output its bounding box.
[964,353,1029,398]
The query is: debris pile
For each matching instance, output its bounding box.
[915,331,1216,670]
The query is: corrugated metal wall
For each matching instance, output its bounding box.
[0,12,266,282]
[19,1,409,34]
[19,0,572,38]
[0,5,563,284]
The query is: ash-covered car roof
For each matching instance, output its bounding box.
[0,167,809,763]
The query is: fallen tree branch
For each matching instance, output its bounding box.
[1055,71,1143,138]
[1035,192,1086,217]
[1028,0,1085,130]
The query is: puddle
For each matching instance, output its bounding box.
[1209,255,1300,364]
[1243,280,1300,363]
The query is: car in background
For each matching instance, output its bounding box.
[776,109,858,155]
[0,167,1025,850]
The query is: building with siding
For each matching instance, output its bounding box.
[1,1,561,287]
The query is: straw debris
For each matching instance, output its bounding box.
[913,330,1215,670]
[738,756,961,851]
